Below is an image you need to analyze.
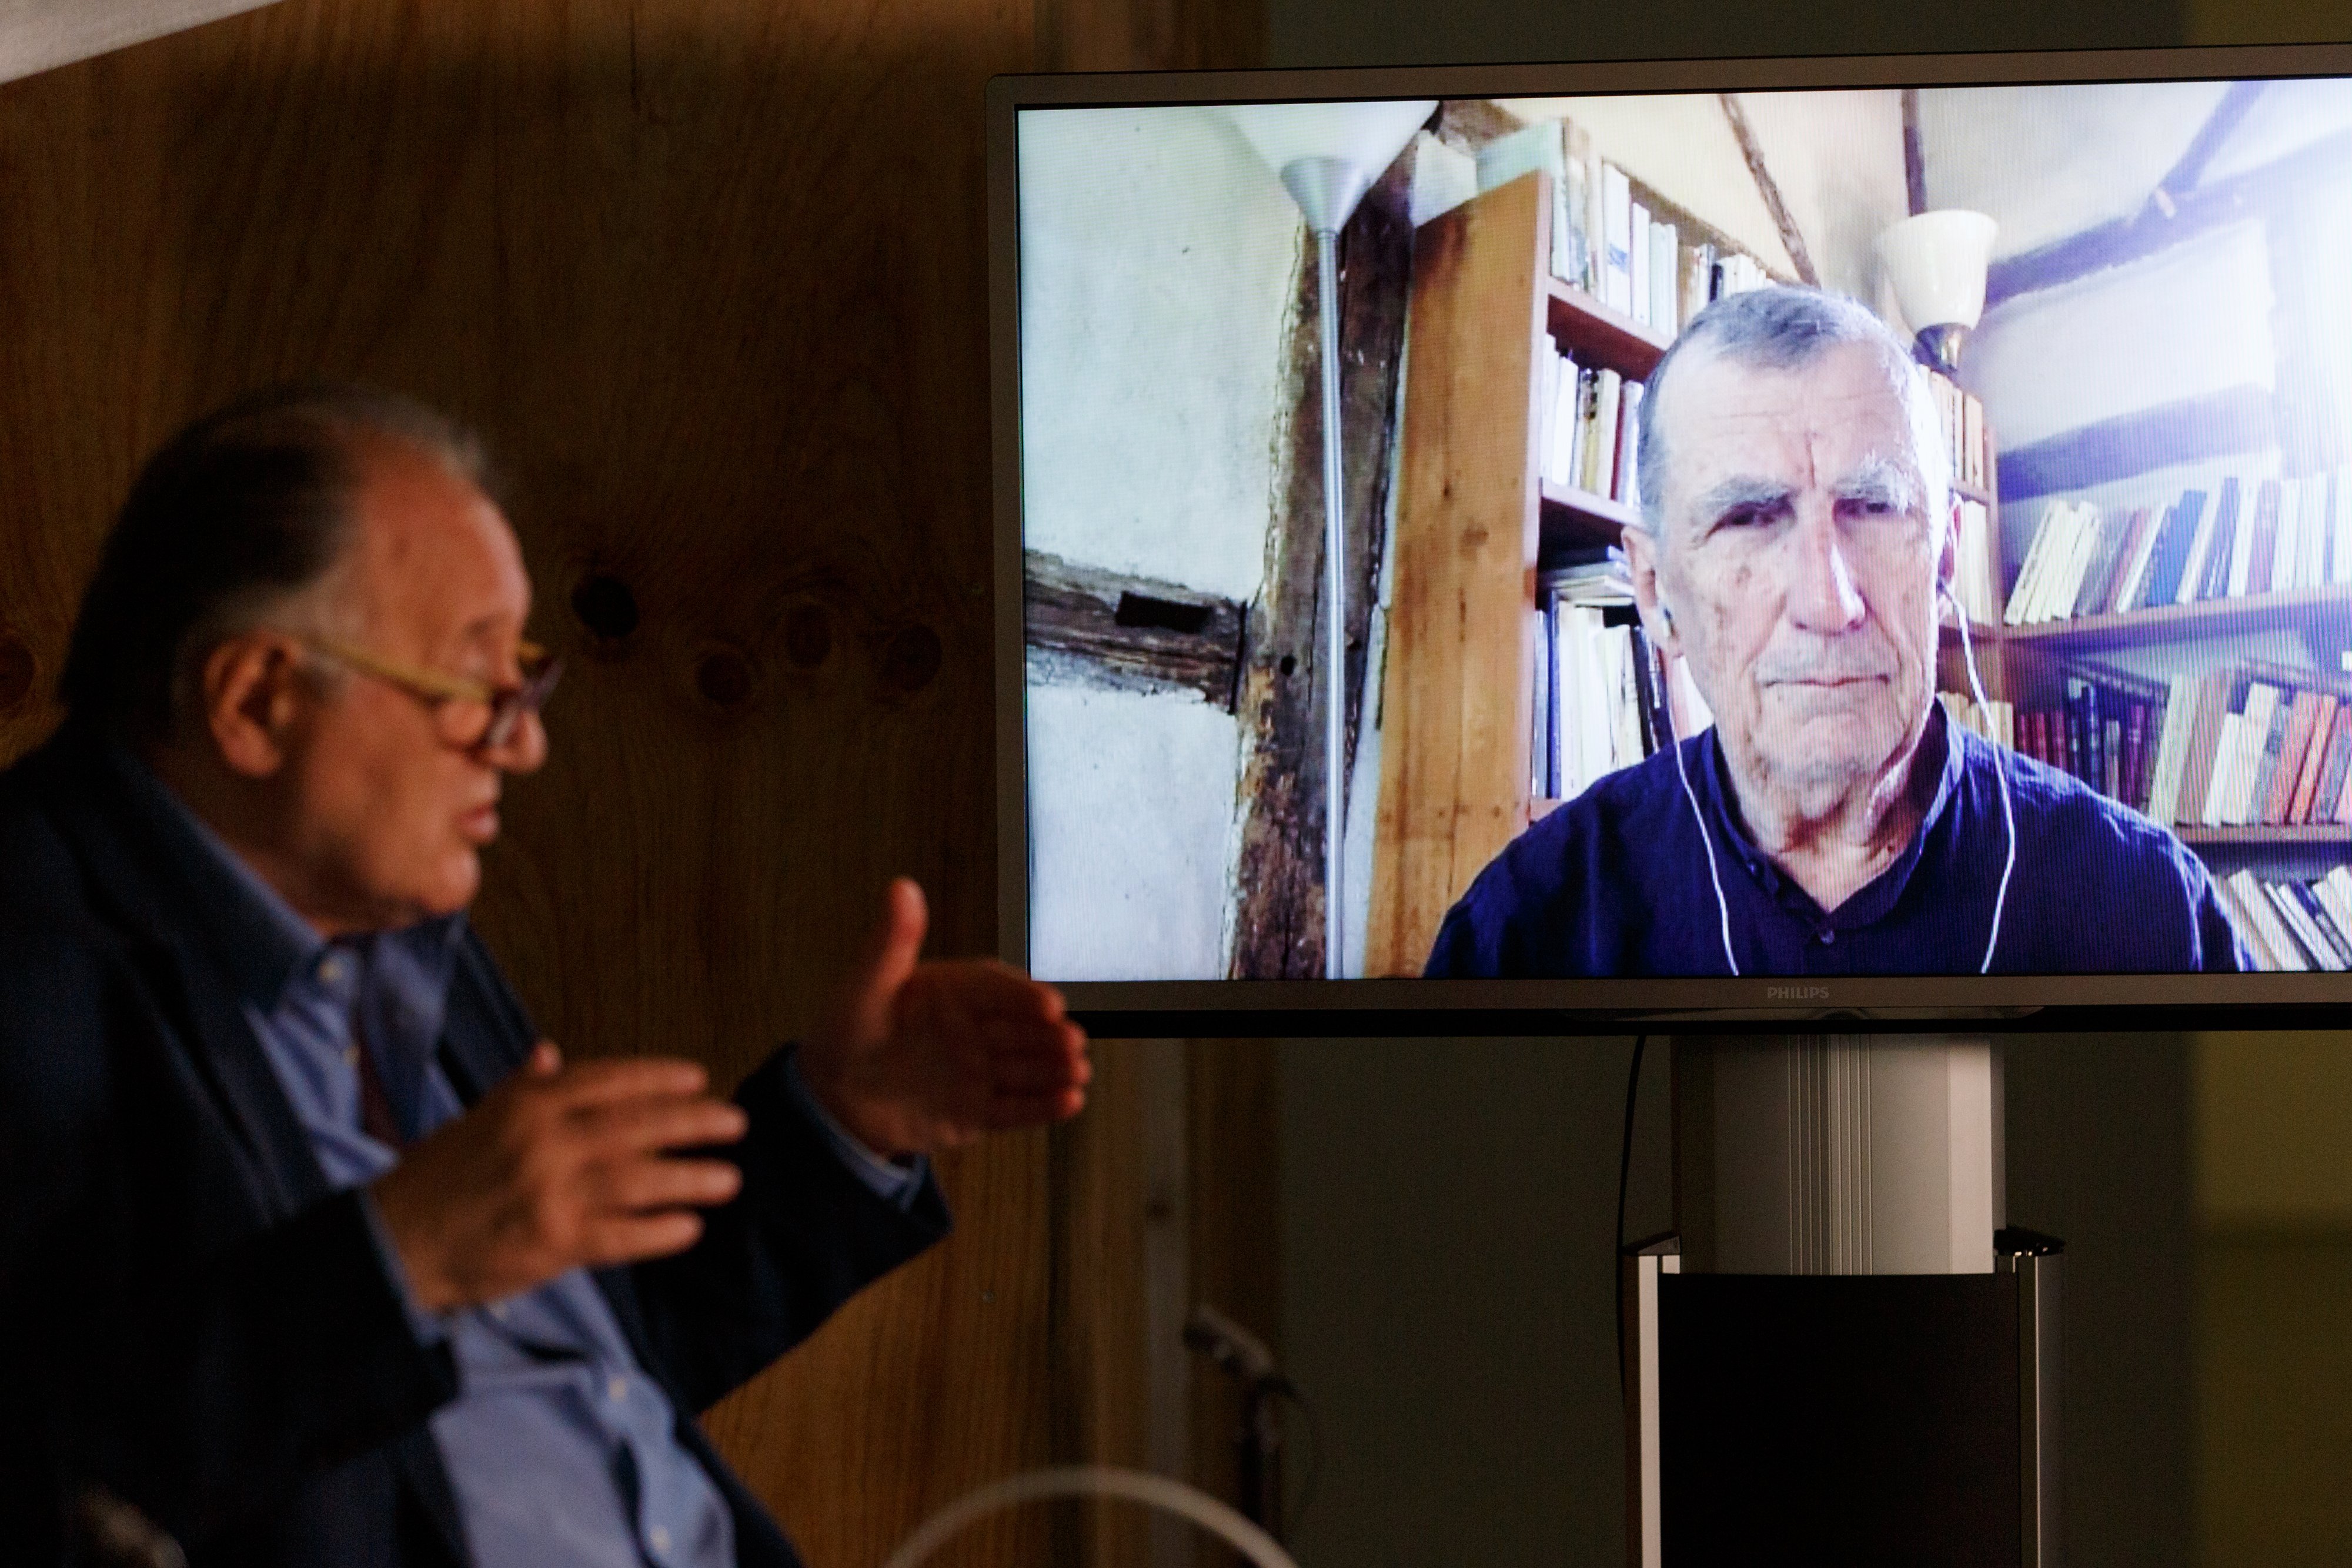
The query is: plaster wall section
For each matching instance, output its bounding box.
[1016,105,1307,979]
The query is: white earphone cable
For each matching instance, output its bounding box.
[1947,589,2017,974]
[1662,584,2015,978]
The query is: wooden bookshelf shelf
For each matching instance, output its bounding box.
[1539,482,1636,549]
[1939,618,1999,647]
[1543,279,1671,381]
[2176,825,2352,846]
[2003,585,2352,652]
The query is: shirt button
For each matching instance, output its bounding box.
[607,1376,628,1403]
[318,956,345,985]
[1819,929,1836,945]
[343,1045,360,1068]
[649,1526,671,1554]
[487,1302,509,1320]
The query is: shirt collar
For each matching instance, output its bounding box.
[1698,702,1965,927]
[102,736,466,1012]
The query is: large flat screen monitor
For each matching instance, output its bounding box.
[989,45,2352,1032]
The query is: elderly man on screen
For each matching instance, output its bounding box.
[0,385,1090,1567]
[1424,286,2245,979]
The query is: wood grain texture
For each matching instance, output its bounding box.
[1364,173,1549,978]
[1184,1039,1282,1565]
[1024,550,1246,711]
[0,0,1255,1562]
[1227,151,1415,981]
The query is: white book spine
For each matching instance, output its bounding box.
[2273,476,2302,593]
[2176,498,2221,606]
[2229,489,2259,597]
[2040,502,2100,623]
[2145,672,2197,824]
[2203,712,2245,827]
[2004,503,2063,624]
[2222,871,2285,969]
[1602,165,1632,316]
[1629,203,1651,328]
[2225,684,2283,825]
[2241,872,2312,970]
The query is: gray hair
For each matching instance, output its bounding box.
[60,381,499,738]
[1633,285,1946,534]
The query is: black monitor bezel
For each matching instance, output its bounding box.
[989,42,2352,1035]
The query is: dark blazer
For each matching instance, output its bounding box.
[0,722,951,1567]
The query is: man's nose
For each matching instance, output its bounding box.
[483,709,550,775]
[1783,503,1868,633]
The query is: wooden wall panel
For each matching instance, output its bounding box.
[0,0,1266,1560]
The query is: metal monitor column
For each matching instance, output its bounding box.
[1623,1036,2062,1567]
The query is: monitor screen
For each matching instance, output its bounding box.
[987,46,2352,1028]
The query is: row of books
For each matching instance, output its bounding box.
[2004,470,2352,626]
[2223,866,2352,972]
[1536,347,1642,503]
[1924,372,1990,496]
[1475,119,1773,337]
[2010,671,2171,818]
[2013,662,2352,831]
[1946,493,2002,628]
[1528,557,1716,801]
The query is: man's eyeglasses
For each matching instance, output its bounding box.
[302,636,564,751]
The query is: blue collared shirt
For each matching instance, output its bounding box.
[1426,707,2248,977]
[133,760,920,1568]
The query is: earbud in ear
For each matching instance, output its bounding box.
[1659,603,1677,632]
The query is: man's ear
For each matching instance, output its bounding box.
[1622,524,1679,657]
[199,634,309,779]
[1937,494,1962,606]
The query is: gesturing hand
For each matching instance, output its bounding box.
[370,1044,748,1313]
[797,878,1091,1158]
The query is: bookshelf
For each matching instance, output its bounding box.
[1364,172,1653,976]
[2002,584,2352,653]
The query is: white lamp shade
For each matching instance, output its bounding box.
[1876,210,1999,332]
[1215,99,1438,232]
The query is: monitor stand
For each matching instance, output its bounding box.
[1674,1035,2002,1276]
[1622,1037,2062,1567]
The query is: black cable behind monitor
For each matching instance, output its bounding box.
[1615,1032,1649,1403]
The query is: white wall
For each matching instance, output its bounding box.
[1018,106,1301,604]
[1017,105,1308,979]
[1025,683,1241,981]
[1968,219,2275,455]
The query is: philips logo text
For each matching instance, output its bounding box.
[1766,986,1831,1000]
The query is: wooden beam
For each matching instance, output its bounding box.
[1902,88,1927,218]
[1024,550,1247,711]
[1433,98,1526,156]
[1994,384,2276,502]
[1226,146,1417,980]
[1718,93,1819,288]
[2156,80,2265,204]
[1987,123,2352,309]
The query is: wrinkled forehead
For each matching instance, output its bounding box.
[342,437,530,646]
[1655,339,1942,516]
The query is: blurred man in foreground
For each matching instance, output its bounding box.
[0,384,1089,1566]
